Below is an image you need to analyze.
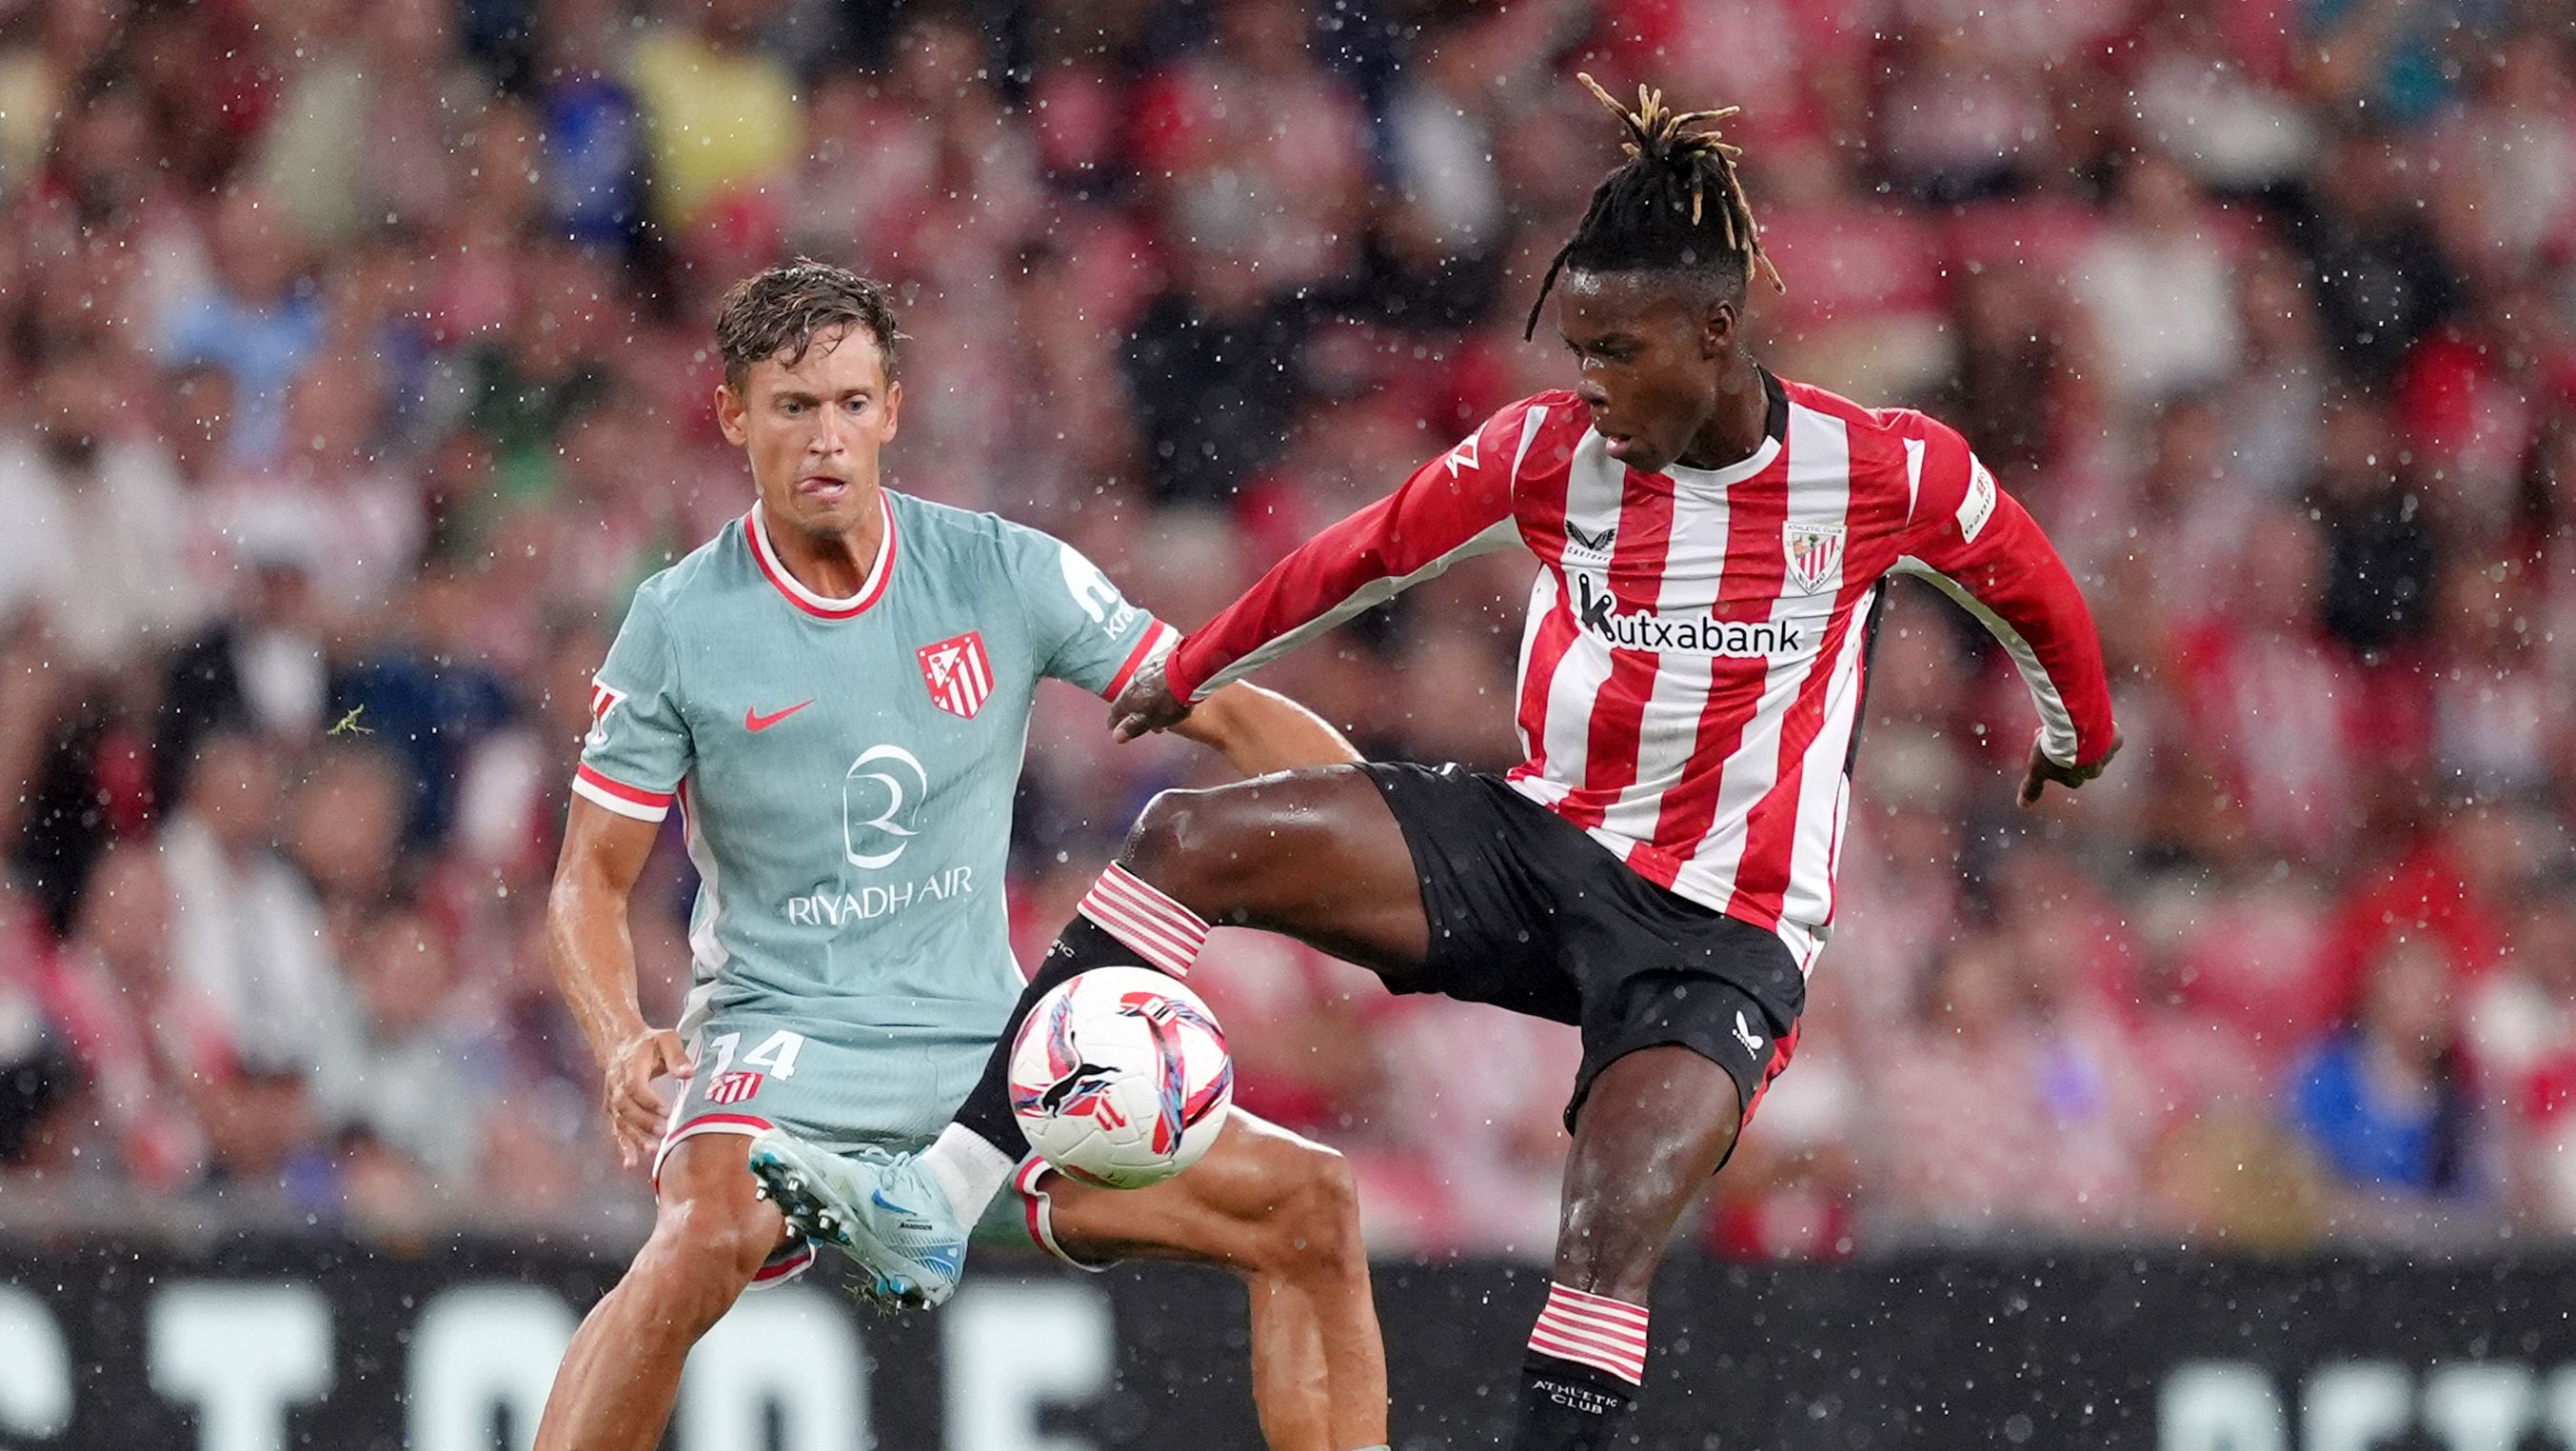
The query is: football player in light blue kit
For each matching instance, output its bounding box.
[534,263,1391,1451]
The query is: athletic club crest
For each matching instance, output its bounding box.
[706,1070,764,1105]
[1784,523,1845,594]
[918,630,993,719]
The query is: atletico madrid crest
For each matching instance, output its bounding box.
[706,1070,764,1106]
[918,630,993,719]
[1784,523,1845,594]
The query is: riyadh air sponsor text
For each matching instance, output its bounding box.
[785,865,976,926]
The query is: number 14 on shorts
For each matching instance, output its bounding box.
[702,1029,803,1105]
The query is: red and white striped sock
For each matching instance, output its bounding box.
[1077,863,1210,977]
[1527,1282,1650,1386]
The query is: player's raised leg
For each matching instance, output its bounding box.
[960,760,1434,1121]
[1514,1045,1742,1451]
[534,1134,795,1451]
[1040,1111,1388,1451]
[755,762,1431,1304]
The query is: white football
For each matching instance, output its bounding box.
[1008,966,1234,1189]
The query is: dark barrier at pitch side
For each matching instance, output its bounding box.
[0,1241,2568,1449]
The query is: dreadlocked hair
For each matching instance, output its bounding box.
[1524,73,1786,340]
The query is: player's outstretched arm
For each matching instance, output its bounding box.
[1896,431,2120,805]
[1158,398,1549,708]
[548,797,691,1169]
[1161,674,1361,776]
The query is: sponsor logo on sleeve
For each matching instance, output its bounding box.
[1442,430,1480,478]
[1059,545,1139,634]
[585,680,627,750]
[1957,456,1998,543]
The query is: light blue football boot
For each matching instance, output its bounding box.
[747,1129,968,1309]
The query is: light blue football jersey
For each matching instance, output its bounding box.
[575,490,1171,1058]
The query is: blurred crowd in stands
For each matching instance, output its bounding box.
[0,0,2569,1260]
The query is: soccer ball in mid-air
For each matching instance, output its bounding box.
[1009,966,1234,1189]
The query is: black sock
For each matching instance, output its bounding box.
[1514,1352,1640,1450]
[957,864,1213,1152]
[954,915,1150,1152]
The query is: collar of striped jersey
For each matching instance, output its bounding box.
[746,492,898,620]
[1658,366,1791,490]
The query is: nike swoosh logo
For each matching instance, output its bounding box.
[871,1187,936,1231]
[744,701,816,732]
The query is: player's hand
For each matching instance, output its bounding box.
[604,1027,691,1170]
[2019,729,2121,806]
[1109,658,1194,743]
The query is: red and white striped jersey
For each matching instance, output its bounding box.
[1162,375,2117,970]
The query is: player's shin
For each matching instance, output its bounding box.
[934,864,1212,1212]
[1514,1282,1649,1450]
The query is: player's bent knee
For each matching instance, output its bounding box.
[1123,787,1258,902]
[1249,1139,1366,1280]
[1127,774,1353,911]
[642,1194,779,1301]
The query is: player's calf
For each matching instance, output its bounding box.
[1232,1132,1368,1285]
[1199,1139,1383,1451]
[1511,1045,1746,1451]
[1043,1114,1389,1451]
[536,1137,792,1451]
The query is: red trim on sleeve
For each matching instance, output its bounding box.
[575,763,676,808]
[1103,622,1174,701]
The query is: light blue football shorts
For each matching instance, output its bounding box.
[649,1004,1099,1288]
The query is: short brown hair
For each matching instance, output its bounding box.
[713,259,905,389]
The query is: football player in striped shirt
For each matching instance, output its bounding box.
[763,81,2120,1449]
[534,263,1390,1451]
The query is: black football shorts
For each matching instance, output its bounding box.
[1358,761,1805,1139]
